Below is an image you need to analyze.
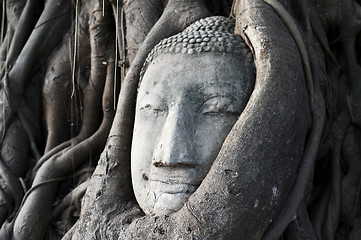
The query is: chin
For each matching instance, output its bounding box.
[136,176,200,215]
[150,191,192,216]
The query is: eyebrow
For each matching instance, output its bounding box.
[195,81,240,94]
[137,84,164,105]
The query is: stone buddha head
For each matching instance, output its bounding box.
[131,16,255,216]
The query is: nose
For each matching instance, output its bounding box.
[152,107,197,168]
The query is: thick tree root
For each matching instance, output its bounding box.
[12,48,116,239]
[14,49,114,239]
[258,0,325,239]
[42,41,73,153]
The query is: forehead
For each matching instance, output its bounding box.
[140,52,250,91]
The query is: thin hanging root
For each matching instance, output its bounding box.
[257,0,325,239]
[12,46,116,240]
[103,0,105,16]
[113,0,118,110]
[1,0,5,45]
[71,0,79,98]
[0,76,15,145]
[0,31,12,67]
[60,205,77,235]
[120,6,125,83]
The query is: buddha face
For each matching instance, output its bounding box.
[131,52,254,215]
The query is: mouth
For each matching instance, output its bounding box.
[148,175,201,195]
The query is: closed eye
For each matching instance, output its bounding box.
[201,96,241,115]
[139,104,166,115]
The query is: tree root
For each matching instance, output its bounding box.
[12,39,116,239]
[0,0,26,69]
[341,125,361,225]
[20,167,94,213]
[6,0,71,96]
[42,40,73,153]
[283,202,317,240]
[342,0,361,127]
[0,117,29,178]
[0,159,23,212]
[42,0,112,158]
[0,0,72,154]
[262,0,315,105]
[0,186,11,226]
[121,0,163,64]
[310,110,350,239]
[53,180,89,218]
[0,156,24,226]
[257,0,325,238]
[0,0,42,79]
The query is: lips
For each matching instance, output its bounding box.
[148,175,201,194]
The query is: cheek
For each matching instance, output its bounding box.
[194,116,239,171]
[132,123,153,172]
[132,113,169,214]
[131,113,166,177]
[131,117,155,210]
